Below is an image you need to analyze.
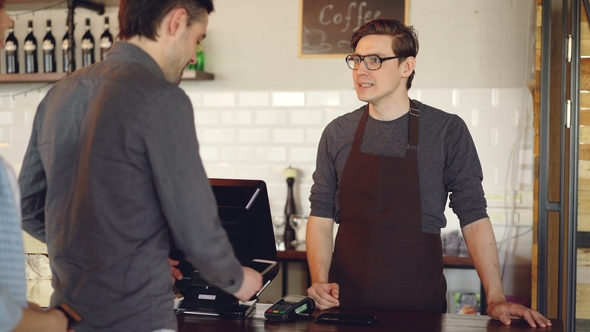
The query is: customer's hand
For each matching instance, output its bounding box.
[15,305,74,332]
[168,258,183,284]
[46,307,73,332]
[487,301,552,327]
[27,301,45,312]
[232,267,262,302]
[307,282,339,310]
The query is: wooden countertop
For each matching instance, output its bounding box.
[177,304,563,332]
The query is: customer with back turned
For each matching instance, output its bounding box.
[18,0,262,331]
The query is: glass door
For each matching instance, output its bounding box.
[537,1,588,331]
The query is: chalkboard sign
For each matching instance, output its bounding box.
[299,0,408,57]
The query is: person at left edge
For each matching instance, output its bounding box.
[18,0,263,331]
[0,1,71,331]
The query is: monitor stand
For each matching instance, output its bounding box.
[181,301,256,320]
[178,282,257,320]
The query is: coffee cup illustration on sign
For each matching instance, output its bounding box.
[302,26,332,53]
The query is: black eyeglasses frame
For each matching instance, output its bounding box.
[345,54,401,71]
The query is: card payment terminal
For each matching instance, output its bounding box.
[264,295,315,321]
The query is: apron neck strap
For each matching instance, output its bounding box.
[407,100,420,158]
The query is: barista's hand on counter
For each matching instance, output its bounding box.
[307,282,340,310]
[168,258,183,284]
[232,267,263,302]
[487,301,552,328]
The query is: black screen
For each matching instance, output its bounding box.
[210,178,277,264]
[171,178,277,291]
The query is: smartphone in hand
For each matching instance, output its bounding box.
[246,259,278,301]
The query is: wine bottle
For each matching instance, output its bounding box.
[42,19,56,73]
[5,24,19,74]
[284,166,297,250]
[24,20,38,73]
[62,22,75,73]
[99,16,113,61]
[81,18,94,67]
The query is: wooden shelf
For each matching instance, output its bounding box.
[0,70,214,83]
[0,72,66,83]
[277,249,307,261]
[181,70,214,81]
[6,0,119,5]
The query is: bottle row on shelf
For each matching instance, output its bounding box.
[5,16,114,74]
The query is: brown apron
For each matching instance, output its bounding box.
[329,101,447,312]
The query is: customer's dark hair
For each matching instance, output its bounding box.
[350,19,419,90]
[118,0,214,41]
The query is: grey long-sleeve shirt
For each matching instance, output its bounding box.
[18,42,243,332]
[310,101,488,233]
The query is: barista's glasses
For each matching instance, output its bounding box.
[345,54,400,71]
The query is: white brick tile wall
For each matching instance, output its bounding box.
[418,89,455,111]
[221,110,253,125]
[204,162,238,178]
[495,88,527,108]
[238,128,270,143]
[411,11,451,27]
[289,110,323,125]
[340,89,363,107]
[235,164,272,179]
[256,110,288,125]
[0,97,12,109]
[239,92,270,107]
[414,0,460,11]
[221,147,255,162]
[13,108,28,127]
[200,128,236,143]
[0,127,13,143]
[203,92,236,107]
[272,92,305,107]
[306,128,323,145]
[495,126,519,147]
[306,91,341,107]
[273,128,305,144]
[459,0,515,11]
[194,110,219,125]
[186,92,203,107]
[323,108,350,123]
[450,10,502,27]
[256,147,287,162]
[290,147,317,163]
[0,111,13,125]
[198,146,219,162]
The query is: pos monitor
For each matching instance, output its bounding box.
[172,179,278,319]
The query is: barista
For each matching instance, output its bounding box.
[305,18,551,328]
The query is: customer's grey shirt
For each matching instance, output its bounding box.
[19,42,243,332]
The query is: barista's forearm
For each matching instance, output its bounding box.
[306,216,335,283]
[461,218,506,304]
